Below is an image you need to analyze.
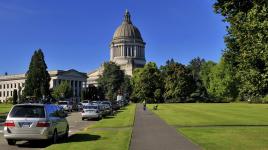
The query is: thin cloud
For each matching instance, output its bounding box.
[0,2,34,15]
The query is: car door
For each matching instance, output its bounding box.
[55,106,67,136]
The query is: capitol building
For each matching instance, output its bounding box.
[87,10,146,85]
[0,10,146,102]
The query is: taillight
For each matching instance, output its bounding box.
[4,120,15,127]
[36,121,50,127]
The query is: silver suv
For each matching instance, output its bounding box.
[3,103,69,145]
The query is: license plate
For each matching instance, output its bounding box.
[19,122,32,128]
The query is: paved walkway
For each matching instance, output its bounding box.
[130,104,200,150]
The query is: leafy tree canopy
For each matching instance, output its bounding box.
[97,62,125,101]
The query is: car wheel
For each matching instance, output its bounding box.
[52,130,58,144]
[7,139,16,145]
[82,117,85,120]
[63,126,69,139]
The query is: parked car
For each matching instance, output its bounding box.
[111,101,120,110]
[3,104,69,145]
[81,105,102,120]
[58,101,73,112]
[101,101,112,115]
[81,100,91,106]
[77,102,83,111]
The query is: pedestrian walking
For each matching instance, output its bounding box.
[143,100,146,111]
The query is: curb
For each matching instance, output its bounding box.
[128,103,137,150]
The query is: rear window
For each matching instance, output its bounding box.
[58,102,68,105]
[84,106,98,109]
[10,105,45,118]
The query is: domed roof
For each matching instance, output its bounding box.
[113,10,143,41]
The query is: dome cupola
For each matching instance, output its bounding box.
[110,10,146,76]
[113,10,143,41]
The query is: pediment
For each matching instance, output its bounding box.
[58,69,87,79]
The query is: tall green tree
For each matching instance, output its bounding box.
[121,75,132,100]
[131,62,163,103]
[200,61,217,91]
[188,57,208,101]
[97,62,125,101]
[13,89,18,105]
[188,57,205,81]
[24,49,51,100]
[214,0,268,99]
[161,59,196,102]
[52,81,72,100]
[208,59,239,101]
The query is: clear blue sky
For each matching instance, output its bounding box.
[0,0,227,75]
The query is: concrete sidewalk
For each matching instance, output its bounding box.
[130,104,200,150]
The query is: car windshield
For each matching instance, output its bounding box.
[84,106,98,109]
[58,102,68,105]
[10,105,45,118]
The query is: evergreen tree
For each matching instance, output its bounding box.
[24,49,51,101]
[13,89,18,105]
[188,57,205,81]
[188,57,208,101]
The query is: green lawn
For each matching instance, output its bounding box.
[46,104,136,150]
[0,103,12,114]
[150,103,268,150]
[0,103,12,122]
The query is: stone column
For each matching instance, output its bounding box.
[110,47,113,60]
[126,46,129,56]
[73,80,75,97]
[134,46,137,57]
[120,46,123,56]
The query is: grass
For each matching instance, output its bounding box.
[149,103,268,150]
[46,104,136,150]
[0,103,12,122]
[0,103,12,114]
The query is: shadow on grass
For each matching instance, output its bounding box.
[0,113,7,122]
[17,140,51,148]
[16,134,101,148]
[66,133,101,143]
[103,116,115,119]
[176,125,268,128]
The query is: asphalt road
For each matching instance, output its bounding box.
[0,112,96,150]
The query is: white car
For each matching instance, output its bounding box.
[81,100,91,106]
[58,101,73,112]
[81,105,102,120]
[4,104,69,145]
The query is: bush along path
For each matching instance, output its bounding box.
[130,104,200,150]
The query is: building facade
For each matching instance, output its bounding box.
[0,69,87,102]
[87,10,146,85]
[110,10,146,76]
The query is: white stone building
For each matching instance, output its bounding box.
[0,69,87,102]
[87,10,146,85]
